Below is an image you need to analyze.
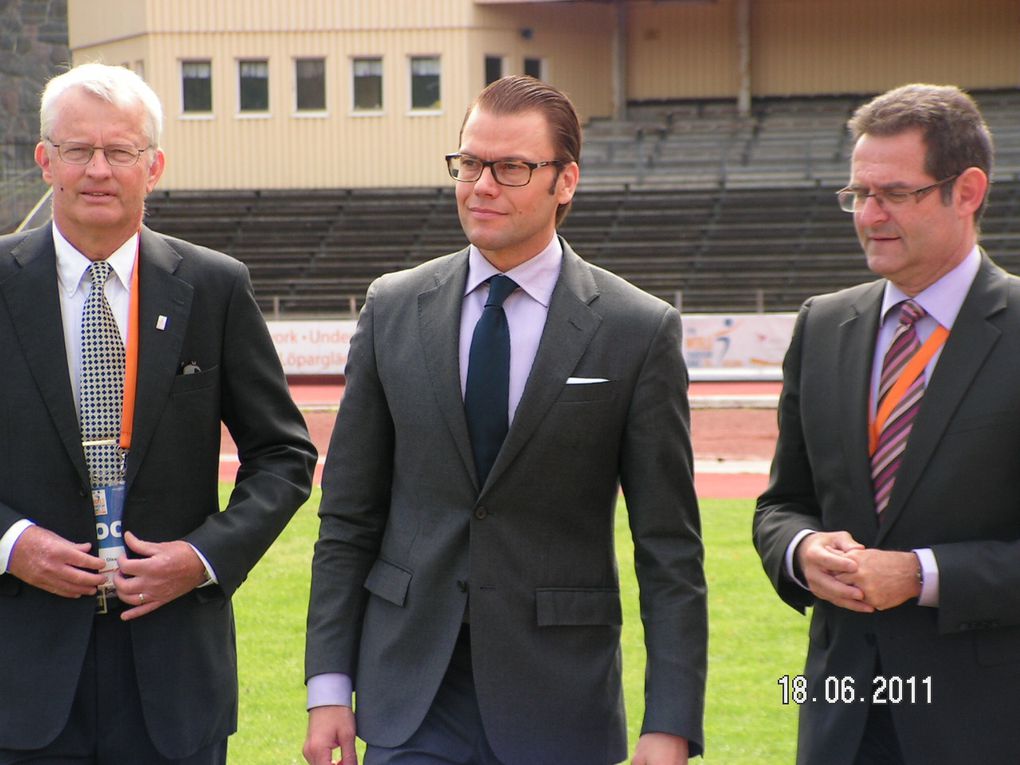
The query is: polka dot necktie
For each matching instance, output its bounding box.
[80,261,126,487]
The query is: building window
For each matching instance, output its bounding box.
[524,57,544,80]
[181,60,212,113]
[239,59,269,112]
[295,58,326,111]
[352,57,383,111]
[410,56,440,111]
[485,55,503,86]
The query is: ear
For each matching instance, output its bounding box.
[556,161,579,205]
[35,141,54,185]
[955,166,988,218]
[145,148,166,194]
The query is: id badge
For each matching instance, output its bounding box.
[93,483,126,587]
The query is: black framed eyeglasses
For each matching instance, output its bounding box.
[46,139,152,167]
[835,174,959,213]
[445,153,565,187]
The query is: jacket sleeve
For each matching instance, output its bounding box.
[305,280,394,682]
[618,305,707,756]
[183,261,317,597]
[753,299,822,613]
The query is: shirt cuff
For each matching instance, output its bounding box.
[307,673,353,710]
[0,520,35,573]
[913,547,939,607]
[186,543,218,586]
[784,528,817,590]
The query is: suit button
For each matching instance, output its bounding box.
[457,580,468,592]
[474,506,488,520]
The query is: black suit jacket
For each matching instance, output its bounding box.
[0,225,316,757]
[306,240,707,763]
[754,254,1020,765]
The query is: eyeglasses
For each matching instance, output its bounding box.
[446,153,565,187]
[46,139,152,167]
[835,174,959,213]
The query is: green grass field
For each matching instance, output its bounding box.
[228,489,807,764]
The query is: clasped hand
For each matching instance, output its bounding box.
[8,526,208,620]
[795,531,921,612]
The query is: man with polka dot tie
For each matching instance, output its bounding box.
[0,63,315,764]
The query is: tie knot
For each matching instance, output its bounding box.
[485,274,518,308]
[88,261,112,288]
[899,300,925,327]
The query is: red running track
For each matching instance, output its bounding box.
[219,381,780,499]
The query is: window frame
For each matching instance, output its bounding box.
[484,55,504,86]
[180,59,213,117]
[351,56,384,114]
[408,55,441,114]
[237,58,270,116]
[524,56,545,81]
[294,56,327,115]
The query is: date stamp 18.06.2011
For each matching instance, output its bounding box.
[778,674,932,706]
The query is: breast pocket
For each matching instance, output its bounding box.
[170,365,219,395]
[944,410,1020,437]
[556,381,617,404]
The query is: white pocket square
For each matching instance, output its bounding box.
[566,377,609,384]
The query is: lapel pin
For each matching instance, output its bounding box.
[156,315,168,331]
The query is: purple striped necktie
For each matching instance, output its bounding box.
[871,300,926,515]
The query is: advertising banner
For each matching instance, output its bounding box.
[268,314,797,380]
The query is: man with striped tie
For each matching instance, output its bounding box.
[754,83,1020,765]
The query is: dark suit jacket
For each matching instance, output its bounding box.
[0,225,316,758]
[306,239,706,763]
[754,254,1020,765]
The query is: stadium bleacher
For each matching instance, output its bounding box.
[143,89,1020,317]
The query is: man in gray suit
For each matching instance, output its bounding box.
[303,76,706,765]
[755,84,1020,764]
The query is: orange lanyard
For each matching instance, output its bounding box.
[119,241,140,451]
[868,324,949,456]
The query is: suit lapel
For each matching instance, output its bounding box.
[484,241,602,493]
[123,228,194,489]
[417,250,478,489]
[0,227,90,488]
[838,282,884,538]
[876,255,1005,541]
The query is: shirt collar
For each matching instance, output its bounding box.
[880,245,981,330]
[464,234,562,308]
[53,222,138,298]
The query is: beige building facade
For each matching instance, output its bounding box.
[67,0,1020,190]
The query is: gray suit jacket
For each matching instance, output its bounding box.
[306,239,706,763]
[754,254,1020,765]
[0,225,316,757]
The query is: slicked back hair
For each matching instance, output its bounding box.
[461,75,581,226]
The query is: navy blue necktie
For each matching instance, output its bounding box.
[465,274,518,485]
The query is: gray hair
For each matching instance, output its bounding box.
[40,62,164,148]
